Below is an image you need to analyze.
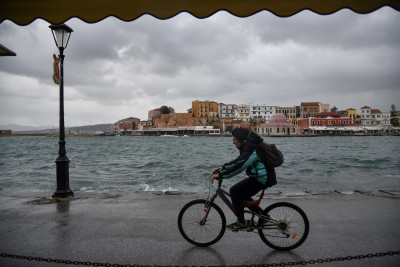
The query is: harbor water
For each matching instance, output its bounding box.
[0,135,399,192]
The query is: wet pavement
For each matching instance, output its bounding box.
[0,189,399,266]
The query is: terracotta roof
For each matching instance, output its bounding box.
[301,102,320,106]
[371,109,382,114]
[361,106,371,109]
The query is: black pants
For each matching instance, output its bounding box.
[230,177,267,224]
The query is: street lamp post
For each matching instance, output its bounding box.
[49,24,74,200]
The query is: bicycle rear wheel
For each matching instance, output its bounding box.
[258,202,309,251]
[178,199,226,246]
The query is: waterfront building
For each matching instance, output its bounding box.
[275,106,298,124]
[219,103,236,119]
[220,118,250,133]
[256,113,299,136]
[148,108,161,121]
[320,103,330,113]
[300,102,320,118]
[298,116,353,133]
[114,117,140,133]
[346,108,357,119]
[234,104,250,121]
[360,106,391,126]
[250,104,275,121]
[138,120,153,130]
[192,100,218,118]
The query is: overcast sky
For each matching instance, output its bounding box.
[0,7,399,127]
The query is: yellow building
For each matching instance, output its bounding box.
[275,106,298,124]
[192,100,218,118]
[346,108,357,119]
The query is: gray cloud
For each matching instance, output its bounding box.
[0,7,399,126]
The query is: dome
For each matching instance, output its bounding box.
[269,113,288,124]
[262,113,293,126]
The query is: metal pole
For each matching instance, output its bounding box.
[53,47,74,200]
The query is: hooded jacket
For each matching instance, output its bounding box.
[219,132,277,187]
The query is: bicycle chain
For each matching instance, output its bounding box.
[1,250,399,266]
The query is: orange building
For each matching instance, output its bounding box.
[192,100,218,118]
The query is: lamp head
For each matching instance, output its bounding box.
[49,24,73,49]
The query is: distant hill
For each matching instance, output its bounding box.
[0,124,54,132]
[0,124,114,134]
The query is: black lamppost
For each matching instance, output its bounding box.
[49,24,74,200]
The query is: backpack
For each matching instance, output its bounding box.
[256,142,284,168]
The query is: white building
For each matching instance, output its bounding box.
[219,103,236,119]
[250,104,275,121]
[235,104,250,121]
[360,106,390,126]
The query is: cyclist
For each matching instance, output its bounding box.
[211,127,277,230]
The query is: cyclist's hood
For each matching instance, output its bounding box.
[239,131,263,150]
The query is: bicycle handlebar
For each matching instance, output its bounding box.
[211,170,223,185]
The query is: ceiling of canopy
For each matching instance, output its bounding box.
[1,0,399,26]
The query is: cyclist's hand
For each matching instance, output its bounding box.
[213,167,221,173]
[211,173,220,184]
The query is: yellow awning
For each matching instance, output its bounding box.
[1,0,399,26]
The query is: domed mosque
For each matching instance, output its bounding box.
[256,113,300,136]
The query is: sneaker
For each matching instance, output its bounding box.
[227,221,247,230]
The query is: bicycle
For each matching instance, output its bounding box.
[178,175,309,251]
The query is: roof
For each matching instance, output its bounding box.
[1,0,399,26]
[371,109,382,114]
[301,102,320,106]
[361,106,371,109]
[315,112,341,117]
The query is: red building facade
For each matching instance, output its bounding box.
[298,116,353,132]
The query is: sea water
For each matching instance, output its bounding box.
[0,135,399,192]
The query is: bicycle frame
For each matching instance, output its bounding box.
[202,178,271,230]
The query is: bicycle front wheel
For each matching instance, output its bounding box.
[258,202,309,251]
[178,199,226,246]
